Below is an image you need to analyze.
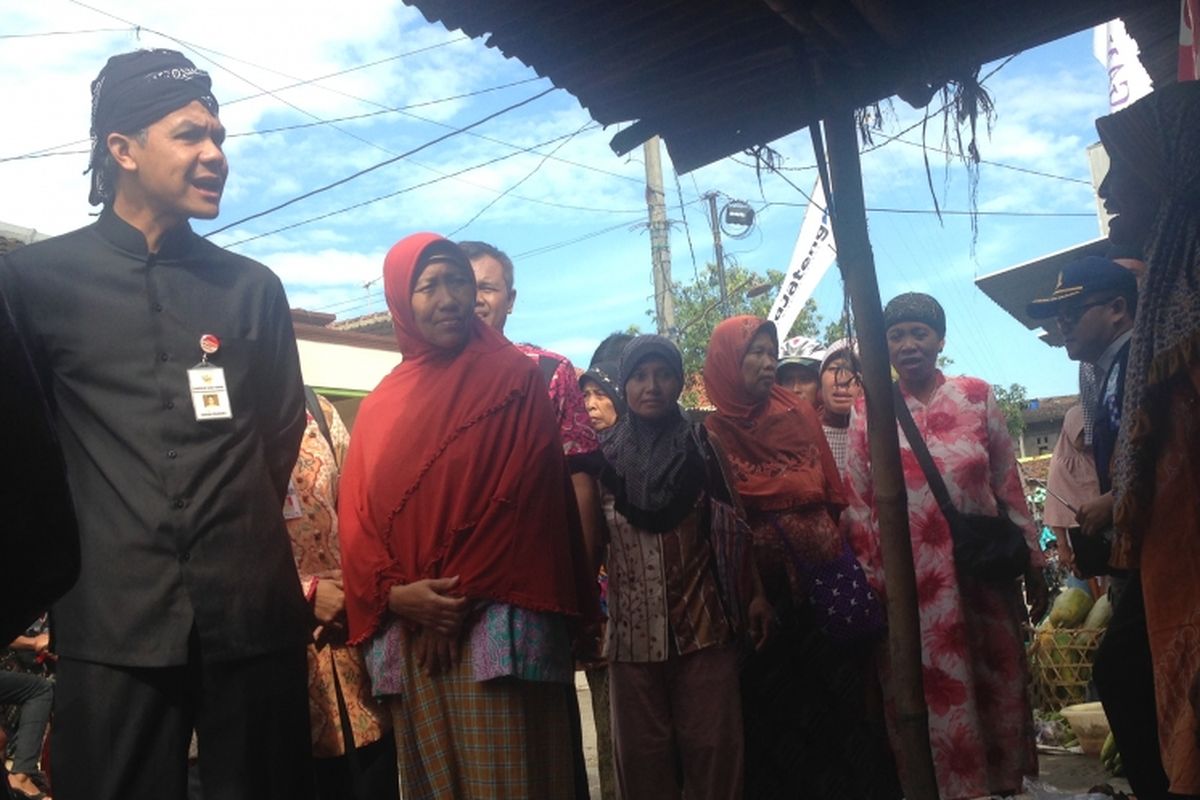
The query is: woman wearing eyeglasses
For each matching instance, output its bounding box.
[816,341,862,476]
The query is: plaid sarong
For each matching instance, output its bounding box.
[388,640,577,799]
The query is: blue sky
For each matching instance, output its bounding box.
[0,1,1121,398]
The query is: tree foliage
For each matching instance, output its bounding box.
[663,262,820,381]
[991,382,1029,439]
[823,315,850,345]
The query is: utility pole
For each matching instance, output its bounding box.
[705,192,729,316]
[643,137,675,335]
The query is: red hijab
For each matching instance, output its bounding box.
[339,233,596,643]
[702,316,845,513]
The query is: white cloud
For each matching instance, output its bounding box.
[0,11,1115,399]
[261,247,386,287]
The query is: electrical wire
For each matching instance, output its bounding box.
[514,219,644,260]
[54,1,649,197]
[0,149,90,163]
[45,0,647,201]
[313,292,387,319]
[215,39,472,107]
[303,221,631,322]
[307,290,386,314]
[731,140,1090,187]
[870,208,1093,217]
[77,1,642,184]
[759,201,1093,218]
[0,79,551,165]
[310,216,642,317]
[217,127,604,248]
[0,26,134,39]
[446,122,591,238]
[204,87,556,237]
[885,137,1092,185]
[300,180,1074,318]
[672,168,699,279]
[63,0,465,94]
[0,35,488,161]
[226,79,543,137]
[34,1,1065,335]
[0,59,627,243]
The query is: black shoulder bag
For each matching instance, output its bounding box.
[303,386,334,451]
[893,384,1030,584]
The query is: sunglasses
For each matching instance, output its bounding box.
[1055,298,1113,328]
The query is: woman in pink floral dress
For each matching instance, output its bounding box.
[842,293,1048,800]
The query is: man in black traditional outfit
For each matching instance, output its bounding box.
[0,49,313,800]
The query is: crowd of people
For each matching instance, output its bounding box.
[0,46,1197,800]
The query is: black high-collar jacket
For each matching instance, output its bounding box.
[1,210,308,667]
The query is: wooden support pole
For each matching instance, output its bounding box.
[823,109,940,800]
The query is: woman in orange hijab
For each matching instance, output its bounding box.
[338,233,597,799]
[704,316,898,800]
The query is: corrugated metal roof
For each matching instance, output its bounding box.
[407,0,1162,172]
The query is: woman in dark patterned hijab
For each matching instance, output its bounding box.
[596,335,771,800]
[1096,81,1200,798]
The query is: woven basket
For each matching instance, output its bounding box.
[1028,627,1106,712]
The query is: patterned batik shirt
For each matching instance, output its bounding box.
[516,344,599,462]
[602,494,732,663]
[287,396,390,757]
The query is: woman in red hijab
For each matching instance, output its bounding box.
[703,316,899,800]
[338,233,597,800]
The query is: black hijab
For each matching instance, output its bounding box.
[579,359,626,418]
[598,336,706,533]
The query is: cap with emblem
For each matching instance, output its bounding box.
[1026,256,1138,320]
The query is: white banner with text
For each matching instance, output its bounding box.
[1093,18,1153,113]
[767,179,837,338]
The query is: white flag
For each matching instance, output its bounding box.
[767,179,837,338]
[1093,18,1154,113]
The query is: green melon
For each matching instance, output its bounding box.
[1083,594,1113,629]
[1048,588,1095,628]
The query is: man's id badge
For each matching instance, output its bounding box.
[283,478,304,520]
[188,364,233,421]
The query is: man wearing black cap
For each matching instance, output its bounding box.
[1027,256,1137,525]
[1028,256,1171,798]
[0,50,312,800]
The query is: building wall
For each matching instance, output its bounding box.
[1021,419,1063,458]
[295,337,399,394]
